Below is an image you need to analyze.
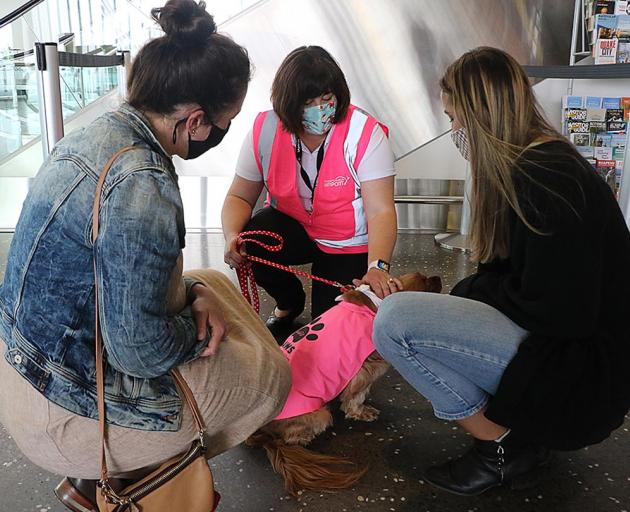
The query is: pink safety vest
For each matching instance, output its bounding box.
[275,301,377,420]
[252,105,389,254]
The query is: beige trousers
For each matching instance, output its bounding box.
[0,269,291,478]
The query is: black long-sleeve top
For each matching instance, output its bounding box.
[451,141,630,450]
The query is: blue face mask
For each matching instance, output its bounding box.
[302,98,336,135]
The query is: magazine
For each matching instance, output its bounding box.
[566,108,588,121]
[619,41,630,62]
[595,1,617,14]
[563,95,629,196]
[587,108,607,121]
[594,14,618,40]
[595,38,618,63]
[586,96,603,108]
[571,133,592,146]
[596,159,618,192]
[616,1,630,15]
[595,146,614,160]
[603,97,621,109]
[593,133,614,147]
[568,121,590,133]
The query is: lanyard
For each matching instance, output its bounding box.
[295,138,325,203]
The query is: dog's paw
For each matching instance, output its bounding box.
[345,405,380,422]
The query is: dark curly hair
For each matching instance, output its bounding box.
[127,0,251,121]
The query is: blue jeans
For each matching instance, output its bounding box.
[373,292,528,421]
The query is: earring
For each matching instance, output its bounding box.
[191,128,197,135]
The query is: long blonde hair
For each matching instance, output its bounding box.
[440,47,565,263]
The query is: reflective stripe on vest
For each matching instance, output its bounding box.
[343,107,369,187]
[315,108,372,250]
[257,110,280,183]
[315,195,368,249]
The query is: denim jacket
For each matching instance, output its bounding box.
[0,104,207,431]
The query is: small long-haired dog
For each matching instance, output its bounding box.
[247,272,442,494]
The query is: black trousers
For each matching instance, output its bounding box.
[244,207,368,318]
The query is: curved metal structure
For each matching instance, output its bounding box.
[0,0,576,232]
[179,0,574,177]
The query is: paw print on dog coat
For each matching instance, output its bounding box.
[282,317,325,353]
[290,317,325,343]
[275,301,379,420]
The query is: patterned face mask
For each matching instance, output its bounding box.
[450,127,470,160]
[302,98,336,135]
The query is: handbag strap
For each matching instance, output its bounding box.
[91,146,207,484]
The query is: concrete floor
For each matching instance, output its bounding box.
[0,232,628,512]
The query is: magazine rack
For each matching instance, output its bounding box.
[434,0,630,254]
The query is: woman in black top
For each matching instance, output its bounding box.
[373,46,630,496]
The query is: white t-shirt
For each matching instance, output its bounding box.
[235,123,395,211]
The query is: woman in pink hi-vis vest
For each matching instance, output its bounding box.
[222,46,400,336]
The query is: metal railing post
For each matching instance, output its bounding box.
[459,163,472,235]
[433,162,471,254]
[35,42,64,157]
[117,50,131,99]
[567,0,583,96]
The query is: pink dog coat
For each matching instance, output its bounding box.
[275,301,377,420]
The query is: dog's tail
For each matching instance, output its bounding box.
[246,432,368,495]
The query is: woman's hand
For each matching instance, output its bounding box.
[221,177,264,269]
[189,284,226,356]
[354,268,403,299]
[224,233,248,269]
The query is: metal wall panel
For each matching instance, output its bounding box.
[172,0,575,231]
[178,0,573,178]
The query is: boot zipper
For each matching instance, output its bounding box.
[496,445,505,484]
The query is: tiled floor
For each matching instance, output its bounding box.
[0,232,628,512]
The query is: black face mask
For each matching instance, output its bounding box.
[172,117,231,159]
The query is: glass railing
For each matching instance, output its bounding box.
[59,64,119,119]
[0,47,123,166]
[0,51,39,167]
[0,0,261,170]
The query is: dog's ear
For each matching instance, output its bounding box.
[426,276,443,293]
[398,272,425,292]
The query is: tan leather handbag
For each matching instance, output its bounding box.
[92,147,220,512]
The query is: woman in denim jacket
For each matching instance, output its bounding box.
[0,1,291,509]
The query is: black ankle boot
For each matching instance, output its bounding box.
[266,300,305,339]
[424,436,550,496]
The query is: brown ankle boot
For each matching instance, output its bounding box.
[55,466,157,512]
[54,477,98,512]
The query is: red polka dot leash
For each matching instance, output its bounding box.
[235,230,355,314]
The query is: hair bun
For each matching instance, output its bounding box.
[152,0,216,44]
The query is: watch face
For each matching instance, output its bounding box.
[377,260,390,271]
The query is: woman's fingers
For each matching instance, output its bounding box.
[361,273,404,299]
[224,237,247,269]
[200,317,226,357]
[388,277,404,292]
[370,277,390,299]
[225,248,247,268]
[194,311,207,341]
